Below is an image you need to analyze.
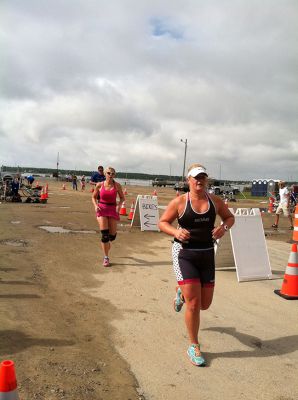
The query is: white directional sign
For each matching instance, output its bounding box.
[131,195,159,231]
[215,208,272,282]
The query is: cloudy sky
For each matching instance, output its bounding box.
[1,0,297,180]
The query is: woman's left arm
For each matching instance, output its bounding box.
[116,183,125,213]
[211,196,235,240]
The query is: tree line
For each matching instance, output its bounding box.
[1,165,181,182]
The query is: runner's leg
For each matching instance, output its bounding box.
[181,282,201,344]
[98,216,110,257]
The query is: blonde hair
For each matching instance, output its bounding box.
[104,166,116,175]
[187,163,206,173]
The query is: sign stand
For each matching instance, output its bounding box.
[215,208,272,282]
[131,195,159,231]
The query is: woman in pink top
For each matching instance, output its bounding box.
[92,167,125,267]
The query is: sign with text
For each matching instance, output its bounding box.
[131,195,159,231]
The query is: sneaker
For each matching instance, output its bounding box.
[187,344,206,367]
[103,257,110,267]
[271,224,278,229]
[173,287,185,312]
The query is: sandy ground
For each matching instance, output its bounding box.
[0,180,297,400]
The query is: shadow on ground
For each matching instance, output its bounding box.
[202,326,298,366]
[0,330,74,356]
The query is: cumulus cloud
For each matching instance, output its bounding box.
[0,0,297,180]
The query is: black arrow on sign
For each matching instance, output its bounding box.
[144,214,155,219]
[144,220,157,227]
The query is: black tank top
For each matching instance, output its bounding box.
[174,192,216,249]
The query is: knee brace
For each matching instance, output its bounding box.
[101,229,110,243]
[109,233,117,242]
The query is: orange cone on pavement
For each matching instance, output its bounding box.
[124,188,128,195]
[128,202,135,220]
[293,205,298,242]
[153,189,157,196]
[274,243,298,300]
[268,197,274,213]
[40,187,47,203]
[119,201,127,216]
[0,360,19,399]
[176,190,180,197]
[90,187,94,193]
[45,183,49,199]
[62,183,66,190]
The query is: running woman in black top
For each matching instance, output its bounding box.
[159,163,234,366]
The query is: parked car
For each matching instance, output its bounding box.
[210,182,240,195]
[174,182,189,192]
[152,178,177,187]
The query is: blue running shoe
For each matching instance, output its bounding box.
[187,344,206,366]
[173,286,185,312]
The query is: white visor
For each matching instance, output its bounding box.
[188,167,208,177]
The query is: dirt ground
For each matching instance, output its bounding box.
[0,180,297,400]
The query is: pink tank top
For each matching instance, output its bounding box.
[99,184,117,205]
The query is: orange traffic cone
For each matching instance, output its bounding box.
[274,243,298,300]
[119,201,127,216]
[40,187,47,204]
[0,360,19,399]
[90,187,94,193]
[153,189,157,196]
[124,188,128,195]
[293,205,298,242]
[62,183,66,190]
[128,202,135,220]
[176,190,180,197]
[45,183,49,199]
[268,197,274,213]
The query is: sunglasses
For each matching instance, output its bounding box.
[106,172,115,176]
[192,174,207,180]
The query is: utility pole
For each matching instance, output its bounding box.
[56,152,59,181]
[181,138,188,181]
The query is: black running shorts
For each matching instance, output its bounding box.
[172,241,215,287]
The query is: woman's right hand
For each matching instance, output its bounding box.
[95,205,100,212]
[174,228,190,242]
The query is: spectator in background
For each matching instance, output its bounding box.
[90,165,106,186]
[11,177,20,196]
[26,175,35,186]
[81,175,86,191]
[72,174,78,191]
[272,181,293,230]
[11,177,22,202]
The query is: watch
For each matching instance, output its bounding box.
[223,224,229,231]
